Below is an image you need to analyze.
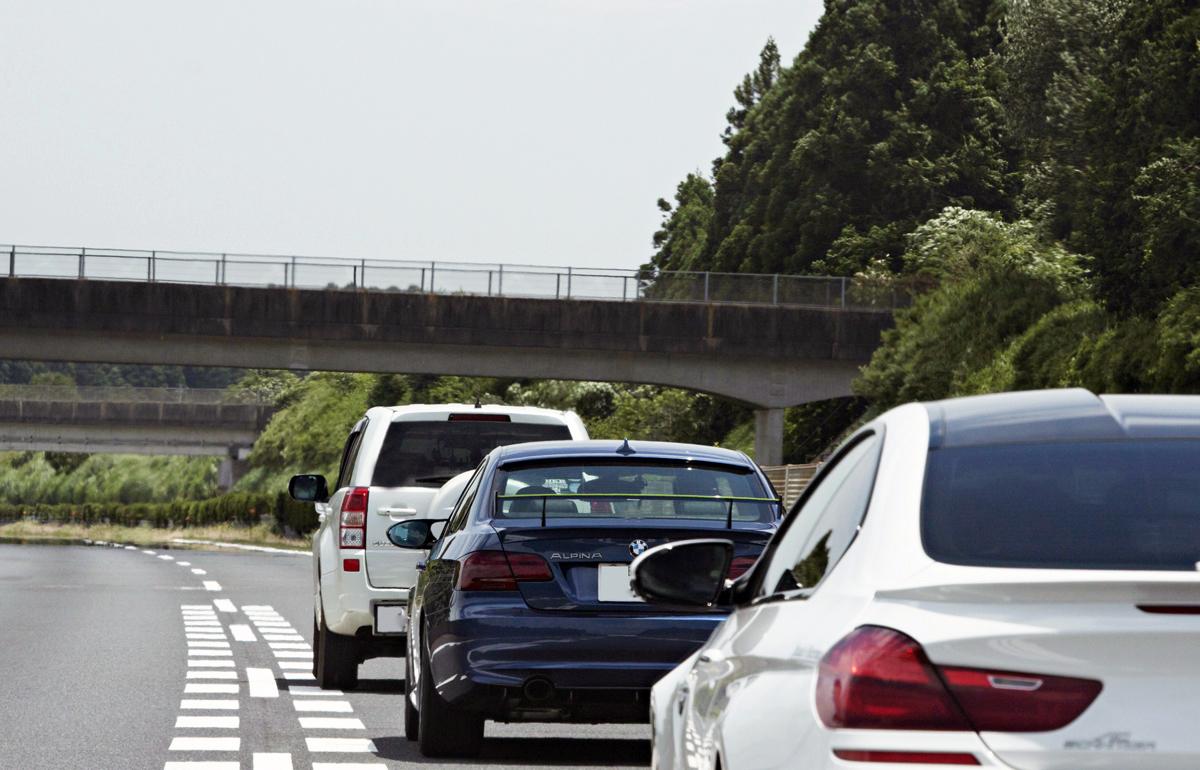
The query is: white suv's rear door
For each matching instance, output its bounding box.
[363,411,578,589]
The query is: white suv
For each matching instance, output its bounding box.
[289,403,588,688]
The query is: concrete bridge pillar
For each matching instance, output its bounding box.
[754,407,785,467]
[217,446,252,492]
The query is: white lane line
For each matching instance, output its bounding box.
[191,568,207,575]
[177,561,191,566]
[175,715,239,729]
[187,649,233,657]
[276,661,312,670]
[268,642,311,650]
[213,599,237,613]
[202,580,222,591]
[179,699,239,710]
[298,717,365,730]
[251,622,292,629]
[247,667,280,698]
[293,700,353,713]
[123,545,137,550]
[281,671,316,680]
[180,604,211,609]
[187,659,235,668]
[261,634,304,641]
[184,620,222,626]
[311,765,387,770]
[187,641,232,649]
[186,634,228,641]
[305,737,376,753]
[184,683,239,695]
[169,737,240,751]
[142,550,156,555]
[187,671,239,680]
[158,555,175,561]
[172,538,309,555]
[230,624,257,642]
[287,686,342,697]
[164,763,240,770]
[252,754,294,770]
[272,650,312,659]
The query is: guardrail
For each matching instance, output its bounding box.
[0,385,269,405]
[0,244,909,310]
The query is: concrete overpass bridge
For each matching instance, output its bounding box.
[0,386,273,488]
[0,245,900,463]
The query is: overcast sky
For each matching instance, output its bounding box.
[0,0,823,270]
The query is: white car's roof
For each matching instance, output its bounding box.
[365,403,580,424]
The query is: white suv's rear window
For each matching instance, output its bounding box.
[372,420,571,487]
[921,439,1200,570]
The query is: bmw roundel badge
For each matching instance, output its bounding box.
[628,539,649,557]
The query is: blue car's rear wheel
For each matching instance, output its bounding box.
[416,630,484,757]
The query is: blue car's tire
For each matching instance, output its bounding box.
[416,631,483,757]
[404,649,419,740]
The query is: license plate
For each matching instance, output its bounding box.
[373,604,408,634]
[597,563,643,603]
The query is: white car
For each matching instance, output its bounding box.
[636,389,1200,770]
[290,403,588,688]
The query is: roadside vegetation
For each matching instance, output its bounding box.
[2,0,1198,538]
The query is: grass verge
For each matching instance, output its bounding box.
[0,519,309,551]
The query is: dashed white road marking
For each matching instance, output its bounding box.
[230,624,257,642]
[281,671,315,680]
[305,737,376,753]
[175,716,239,729]
[169,737,240,752]
[184,620,222,626]
[142,550,156,555]
[276,661,311,670]
[184,683,239,695]
[123,545,137,550]
[293,700,353,713]
[191,568,207,575]
[177,561,191,566]
[298,717,365,730]
[262,634,304,641]
[272,650,312,659]
[213,599,237,613]
[187,659,235,668]
[179,699,239,710]
[187,671,238,680]
[186,634,228,641]
[288,686,342,697]
[158,555,175,561]
[164,762,239,770]
[180,604,211,609]
[252,752,294,770]
[202,580,222,592]
[246,667,280,698]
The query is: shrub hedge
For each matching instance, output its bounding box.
[0,491,319,535]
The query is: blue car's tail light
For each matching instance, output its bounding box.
[457,550,553,591]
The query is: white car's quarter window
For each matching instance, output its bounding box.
[759,433,882,597]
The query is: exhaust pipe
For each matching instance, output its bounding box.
[522,677,556,703]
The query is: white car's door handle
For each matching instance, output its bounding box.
[377,506,418,516]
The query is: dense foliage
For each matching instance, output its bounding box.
[651,0,1200,413]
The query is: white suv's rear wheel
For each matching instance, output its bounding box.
[315,614,359,690]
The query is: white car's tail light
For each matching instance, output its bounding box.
[339,487,369,548]
[816,626,1102,733]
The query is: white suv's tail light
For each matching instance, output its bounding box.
[340,487,369,548]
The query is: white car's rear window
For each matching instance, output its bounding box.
[921,439,1200,570]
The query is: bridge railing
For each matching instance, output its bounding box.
[0,244,910,310]
[0,385,270,405]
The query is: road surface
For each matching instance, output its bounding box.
[0,542,650,770]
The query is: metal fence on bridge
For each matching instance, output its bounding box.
[0,244,910,310]
[0,385,269,405]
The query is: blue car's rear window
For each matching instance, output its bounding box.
[493,461,778,523]
[921,439,1200,570]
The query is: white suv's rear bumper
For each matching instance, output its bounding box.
[319,556,410,638]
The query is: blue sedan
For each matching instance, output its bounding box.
[395,439,782,757]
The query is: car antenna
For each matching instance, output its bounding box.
[474,396,482,409]
[616,438,636,456]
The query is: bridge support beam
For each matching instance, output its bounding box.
[754,407,785,467]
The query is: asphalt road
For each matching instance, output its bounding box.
[0,542,650,770]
